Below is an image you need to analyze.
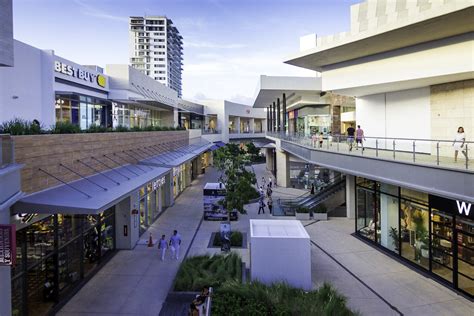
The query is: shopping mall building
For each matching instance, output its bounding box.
[255,0,474,298]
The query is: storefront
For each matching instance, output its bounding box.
[355,177,474,297]
[138,176,168,236]
[173,163,191,198]
[55,94,112,129]
[10,209,116,316]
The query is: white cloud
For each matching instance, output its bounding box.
[74,0,127,22]
[184,41,246,49]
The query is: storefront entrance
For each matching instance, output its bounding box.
[355,177,474,298]
[138,177,166,236]
[11,208,116,316]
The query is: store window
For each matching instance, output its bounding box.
[56,94,111,129]
[377,184,399,253]
[456,217,474,296]
[356,186,377,241]
[430,207,454,282]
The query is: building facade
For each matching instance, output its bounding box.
[0,0,13,67]
[271,0,474,298]
[129,16,183,97]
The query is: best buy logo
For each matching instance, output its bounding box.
[97,74,107,88]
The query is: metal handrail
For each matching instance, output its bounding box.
[267,132,471,170]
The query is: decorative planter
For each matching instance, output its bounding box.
[313,213,328,221]
[295,212,310,220]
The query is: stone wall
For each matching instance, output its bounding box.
[431,79,474,157]
[13,131,188,194]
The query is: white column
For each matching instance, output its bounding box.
[346,175,356,219]
[276,150,290,188]
[250,118,255,133]
[236,117,241,133]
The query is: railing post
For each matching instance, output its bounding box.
[412,141,416,162]
[376,139,379,157]
[465,144,469,170]
[436,142,440,166]
[392,140,396,159]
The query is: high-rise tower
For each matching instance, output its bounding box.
[129,16,183,97]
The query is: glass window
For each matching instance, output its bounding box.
[401,187,428,204]
[378,191,399,253]
[25,216,55,268]
[356,187,376,241]
[400,199,429,270]
[456,217,474,295]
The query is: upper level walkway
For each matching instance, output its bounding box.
[267,132,474,203]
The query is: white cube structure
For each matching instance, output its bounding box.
[250,220,312,290]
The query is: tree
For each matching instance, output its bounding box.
[245,142,261,162]
[213,144,257,220]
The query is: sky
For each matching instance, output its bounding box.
[13,0,360,105]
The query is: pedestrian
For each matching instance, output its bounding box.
[258,198,266,214]
[347,124,355,151]
[311,133,317,147]
[453,126,467,162]
[268,177,273,188]
[318,132,324,148]
[267,196,273,214]
[158,234,167,261]
[169,230,182,260]
[328,131,333,146]
[266,185,272,198]
[310,183,315,195]
[261,176,266,188]
[188,302,199,316]
[259,186,264,197]
[355,125,365,151]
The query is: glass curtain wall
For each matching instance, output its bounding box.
[11,209,116,316]
[112,102,163,128]
[137,177,167,236]
[355,177,474,297]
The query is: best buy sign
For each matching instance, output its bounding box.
[54,61,107,88]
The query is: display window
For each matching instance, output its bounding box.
[355,177,474,298]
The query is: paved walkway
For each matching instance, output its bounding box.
[58,168,219,316]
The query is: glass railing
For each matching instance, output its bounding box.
[267,132,473,171]
[0,134,14,169]
[202,129,221,134]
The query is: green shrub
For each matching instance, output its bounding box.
[144,125,155,131]
[314,204,328,213]
[86,124,108,133]
[213,231,243,247]
[131,126,142,132]
[161,126,169,131]
[296,207,310,213]
[174,252,241,291]
[51,122,81,134]
[153,125,162,131]
[0,118,44,135]
[114,125,129,132]
[212,281,357,316]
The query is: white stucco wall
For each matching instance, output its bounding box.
[0,41,55,127]
[356,87,431,151]
[0,0,13,67]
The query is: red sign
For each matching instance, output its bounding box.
[0,225,16,266]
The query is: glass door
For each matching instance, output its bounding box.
[456,217,474,296]
[430,209,454,283]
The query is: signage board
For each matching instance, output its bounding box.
[430,195,473,220]
[53,59,108,90]
[0,225,16,266]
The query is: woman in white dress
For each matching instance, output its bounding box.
[453,126,467,162]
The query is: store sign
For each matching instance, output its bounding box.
[0,225,16,266]
[456,200,472,217]
[54,61,107,88]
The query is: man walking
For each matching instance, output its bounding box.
[258,198,266,214]
[267,196,273,215]
[268,177,273,188]
[356,125,365,151]
[158,234,167,261]
[347,124,355,151]
[169,230,182,260]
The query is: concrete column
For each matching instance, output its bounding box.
[272,102,276,132]
[265,148,273,172]
[250,118,255,133]
[277,98,281,132]
[236,117,241,133]
[269,104,273,132]
[276,150,290,188]
[282,93,287,133]
[266,107,270,131]
[115,197,138,249]
[346,175,356,219]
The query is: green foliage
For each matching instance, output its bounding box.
[114,125,130,132]
[153,125,162,131]
[0,118,44,135]
[86,124,108,133]
[161,126,170,131]
[144,125,155,131]
[213,144,257,217]
[212,281,357,316]
[296,207,310,213]
[213,231,243,247]
[389,227,399,251]
[174,253,242,291]
[51,122,81,134]
[245,142,261,162]
[314,204,328,214]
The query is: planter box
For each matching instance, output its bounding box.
[295,212,310,220]
[313,213,328,221]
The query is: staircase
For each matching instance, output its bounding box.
[277,176,346,216]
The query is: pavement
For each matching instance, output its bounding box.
[58,163,474,316]
[58,168,220,316]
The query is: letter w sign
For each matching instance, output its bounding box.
[456,200,472,216]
